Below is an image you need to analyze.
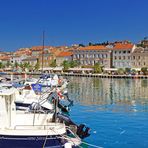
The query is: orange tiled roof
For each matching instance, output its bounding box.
[31,46,52,51]
[80,45,107,50]
[0,56,10,60]
[57,51,73,57]
[114,43,134,49]
[49,48,63,56]
[78,43,134,51]
[14,48,31,56]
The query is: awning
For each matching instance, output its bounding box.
[103,68,118,71]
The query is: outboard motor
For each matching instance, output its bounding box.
[56,113,90,139]
[77,124,90,139]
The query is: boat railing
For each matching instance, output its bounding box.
[14,123,65,130]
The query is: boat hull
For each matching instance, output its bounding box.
[0,135,66,148]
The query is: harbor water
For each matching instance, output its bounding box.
[67,77,148,148]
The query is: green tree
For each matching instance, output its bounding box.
[50,59,56,67]
[79,44,85,47]
[131,69,136,75]
[0,62,4,68]
[69,60,79,68]
[125,67,131,74]
[34,60,40,71]
[88,42,93,46]
[141,67,148,75]
[93,63,103,73]
[14,61,19,68]
[6,61,11,67]
[62,60,70,71]
[19,63,25,72]
[117,68,125,75]
[23,62,32,72]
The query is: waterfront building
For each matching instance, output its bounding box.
[22,56,39,67]
[0,56,11,65]
[56,51,73,66]
[10,55,28,65]
[112,41,135,68]
[72,41,135,69]
[131,47,148,68]
[72,45,111,68]
[10,48,31,65]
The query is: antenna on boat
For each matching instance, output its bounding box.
[42,31,45,73]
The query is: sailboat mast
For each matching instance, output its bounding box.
[42,31,45,73]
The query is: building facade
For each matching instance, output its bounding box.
[56,51,73,66]
[72,42,135,68]
[112,42,135,68]
[131,47,148,68]
[72,46,111,68]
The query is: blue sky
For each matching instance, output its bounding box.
[0,0,148,51]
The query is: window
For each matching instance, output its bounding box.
[123,51,126,54]
[144,62,145,65]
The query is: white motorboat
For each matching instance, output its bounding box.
[0,85,81,148]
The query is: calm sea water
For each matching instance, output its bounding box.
[67,77,148,148]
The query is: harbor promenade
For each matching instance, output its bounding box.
[62,73,148,79]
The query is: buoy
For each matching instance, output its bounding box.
[64,142,72,148]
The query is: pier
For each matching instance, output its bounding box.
[62,73,148,79]
[1,72,148,79]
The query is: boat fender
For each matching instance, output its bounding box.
[64,142,72,148]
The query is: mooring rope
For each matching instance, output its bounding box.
[42,125,103,148]
[81,141,103,148]
[42,130,49,148]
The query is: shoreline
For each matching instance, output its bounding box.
[1,72,148,79]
